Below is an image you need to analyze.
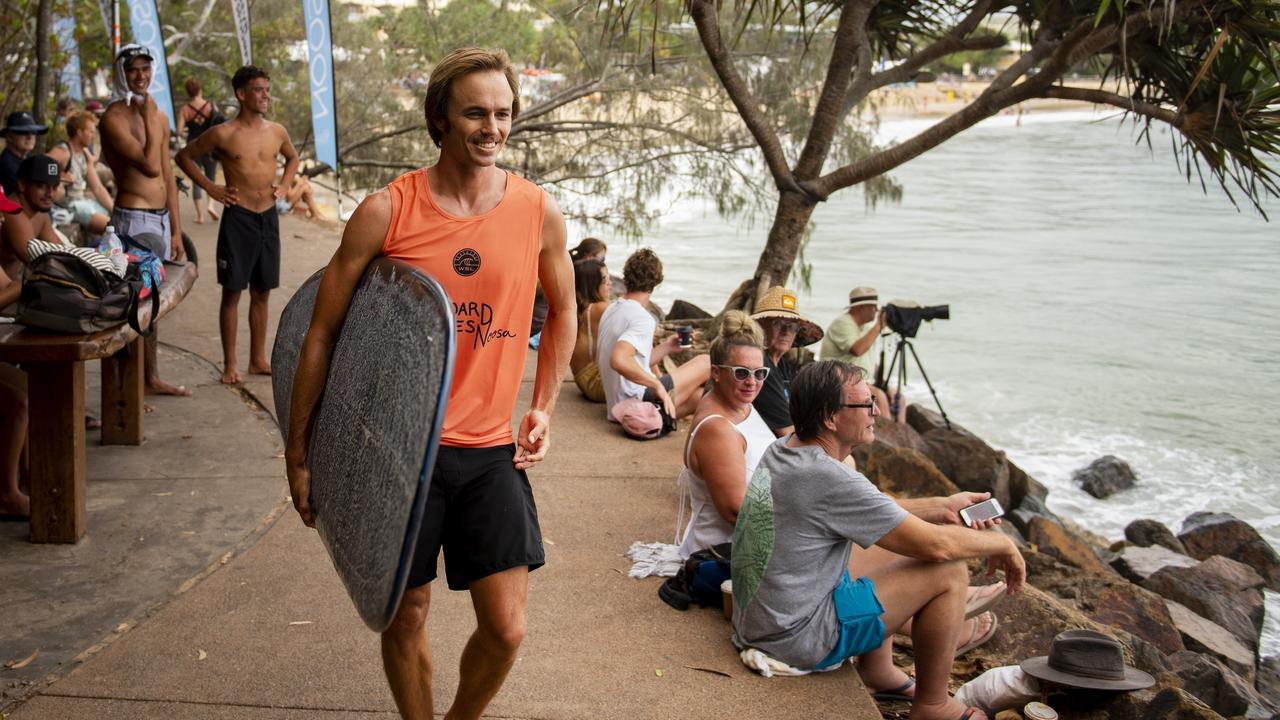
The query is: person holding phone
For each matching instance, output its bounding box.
[732,360,1025,720]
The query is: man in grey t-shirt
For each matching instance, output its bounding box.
[732,361,1025,720]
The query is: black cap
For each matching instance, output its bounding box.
[1,111,49,136]
[18,155,61,185]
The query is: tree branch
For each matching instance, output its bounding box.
[339,123,424,156]
[688,0,800,195]
[793,0,876,179]
[166,0,219,61]
[1040,85,1181,125]
[512,77,607,128]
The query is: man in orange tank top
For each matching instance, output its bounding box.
[285,48,574,720]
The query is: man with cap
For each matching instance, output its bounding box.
[821,286,896,418]
[100,43,190,398]
[1,155,67,275]
[750,286,824,437]
[1,111,49,197]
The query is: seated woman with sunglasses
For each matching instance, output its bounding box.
[676,311,778,559]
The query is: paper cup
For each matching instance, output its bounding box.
[720,579,733,621]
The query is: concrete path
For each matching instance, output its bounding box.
[2,197,881,719]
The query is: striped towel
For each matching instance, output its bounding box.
[26,238,125,278]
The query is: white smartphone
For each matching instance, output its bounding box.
[959,498,1004,527]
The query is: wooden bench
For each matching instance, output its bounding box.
[0,261,199,543]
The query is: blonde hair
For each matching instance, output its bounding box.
[423,48,520,148]
[709,310,764,366]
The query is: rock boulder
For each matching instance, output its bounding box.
[1007,459,1049,512]
[1143,555,1265,653]
[666,299,712,321]
[1259,656,1280,709]
[859,445,959,499]
[1111,544,1199,584]
[1071,454,1138,499]
[1164,599,1256,682]
[1125,518,1187,554]
[905,403,950,435]
[1178,511,1280,591]
[920,428,1011,509]
[1089,582,1185,654]
[1169,651,1277,719]
[1142,687,1230,720]
[870,415,927,453]
[1027,517,1113,575]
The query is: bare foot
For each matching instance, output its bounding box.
[0,491,30,518]
[208,209,220,221]
[222,366,242,384]
[861,666,915,701]
[909,697,987,720]
[145,403,155,413]
[248,361,271,376]
[194,217,204,225]
[146,379,193,397]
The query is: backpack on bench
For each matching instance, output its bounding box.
[658,542,732,611]
[17,239,157,335]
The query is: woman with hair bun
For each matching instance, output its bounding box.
[675,311,778,559]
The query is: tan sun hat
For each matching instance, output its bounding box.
[847,286,879,309]
[751,286,823,346]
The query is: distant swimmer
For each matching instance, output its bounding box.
[177,65,299,385]
[285,47,574,719]
[99,44,190,398]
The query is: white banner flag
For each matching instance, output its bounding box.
[232,0,252,65]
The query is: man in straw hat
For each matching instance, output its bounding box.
[821,286,898,419]
[750,286,824,437]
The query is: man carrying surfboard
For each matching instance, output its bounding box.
[285,48,574,720]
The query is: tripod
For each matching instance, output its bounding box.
[878,334,951,430]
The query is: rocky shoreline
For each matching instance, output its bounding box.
[864,405,1279,719]
[661,299,1280,719]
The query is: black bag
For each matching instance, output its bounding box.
[17,250,157,335]
[658,542,732,611]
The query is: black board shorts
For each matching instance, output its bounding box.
[216,205,280,291]
[408,444,545,591]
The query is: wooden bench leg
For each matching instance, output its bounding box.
[29,361,86,543]
[101,337,144,445]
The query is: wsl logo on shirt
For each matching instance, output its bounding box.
[454,301,517,350]
[452,248,481,277]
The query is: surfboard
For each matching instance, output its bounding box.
[271,257,455,632]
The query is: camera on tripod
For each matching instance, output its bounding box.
[876,300,952,429]
[883,301,950,338]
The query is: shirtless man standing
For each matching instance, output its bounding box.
[177,65,299,384]
[99,44,190,398]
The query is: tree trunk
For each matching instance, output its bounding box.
[748,188,817,301]
[32,0,54,152]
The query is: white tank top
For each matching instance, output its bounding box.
[676,406,777,559]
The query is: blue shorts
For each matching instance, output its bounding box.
[816,572,886,669]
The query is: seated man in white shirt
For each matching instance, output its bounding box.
[597,248,710,432]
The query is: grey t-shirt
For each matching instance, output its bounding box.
[731,439,908,668]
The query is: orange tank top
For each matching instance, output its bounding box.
[383,169,544,447]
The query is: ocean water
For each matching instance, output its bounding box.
[572,110,1280,656]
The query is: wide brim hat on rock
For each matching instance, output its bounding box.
[847,286,878,309]
[1020,630,1155,691]
[751,286,823,346]
[1,111,48,136]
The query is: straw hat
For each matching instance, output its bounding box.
[1020,630,1155,691]
[847,286,878,309]
[751,286,823,346]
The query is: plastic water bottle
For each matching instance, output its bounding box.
[98,225,128,277]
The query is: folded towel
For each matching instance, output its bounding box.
[737,648,844,678]
[626,541,682,578]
